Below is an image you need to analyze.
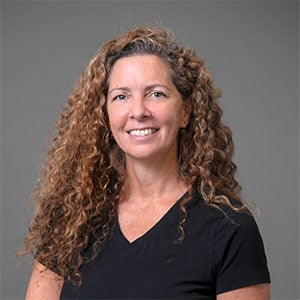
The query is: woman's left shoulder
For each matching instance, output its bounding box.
[189,191,257,228]
[220,197,259,229]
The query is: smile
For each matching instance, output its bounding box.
[128,128,158,137]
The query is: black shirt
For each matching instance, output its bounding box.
[61,191,270,299]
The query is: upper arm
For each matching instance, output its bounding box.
[26,260,64,300]
[217,283,270,300]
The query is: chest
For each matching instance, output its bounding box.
[117,200,177,243]
[61,203,219,299]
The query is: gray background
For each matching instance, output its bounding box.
[1,1,299,299]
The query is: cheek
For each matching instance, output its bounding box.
[107,108,122,129]
[161,115,182,134]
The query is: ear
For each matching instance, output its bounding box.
[180,101,192,128]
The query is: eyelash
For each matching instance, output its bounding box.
[151,91,166,98]
[112,91,166,101]
[113,94,126,101]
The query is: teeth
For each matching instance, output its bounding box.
[129,128,157,137]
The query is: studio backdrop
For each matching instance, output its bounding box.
[1,1,299,299]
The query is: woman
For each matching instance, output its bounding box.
[24,24,270,299]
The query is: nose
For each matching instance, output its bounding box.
[129,97,151,120]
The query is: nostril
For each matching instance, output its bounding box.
[130,110,151,120]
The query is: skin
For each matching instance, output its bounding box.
[26,260,63,300]
[217,284,270,299]
[107,55,191,242]
[106,55,191,165]
[26,261,270,299]
[25,54,270,299]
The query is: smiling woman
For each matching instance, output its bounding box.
[22,24,270,299]
[107,55,191,163]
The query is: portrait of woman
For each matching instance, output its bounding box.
[22,24,271,299]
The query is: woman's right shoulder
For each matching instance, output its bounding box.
[26,260,64,300]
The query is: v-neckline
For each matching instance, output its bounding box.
[116,190,189,246]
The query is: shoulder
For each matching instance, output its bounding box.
[187,190,267,263]
[187,189,255,229]
[183,190,270,294]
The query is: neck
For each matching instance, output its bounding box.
[123,155,189,204]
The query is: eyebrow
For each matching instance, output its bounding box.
[108,87,131,95]
[108,84,171,95]
[145,84,171,93]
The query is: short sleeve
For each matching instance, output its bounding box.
[213,211,271,295]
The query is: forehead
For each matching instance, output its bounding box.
[108,55,172,85]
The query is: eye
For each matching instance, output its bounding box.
[113,94,126,101]
[151,91,166,98]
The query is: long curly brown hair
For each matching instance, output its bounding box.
[22,24,246,286]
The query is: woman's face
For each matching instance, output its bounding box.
[106,55,190,163]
